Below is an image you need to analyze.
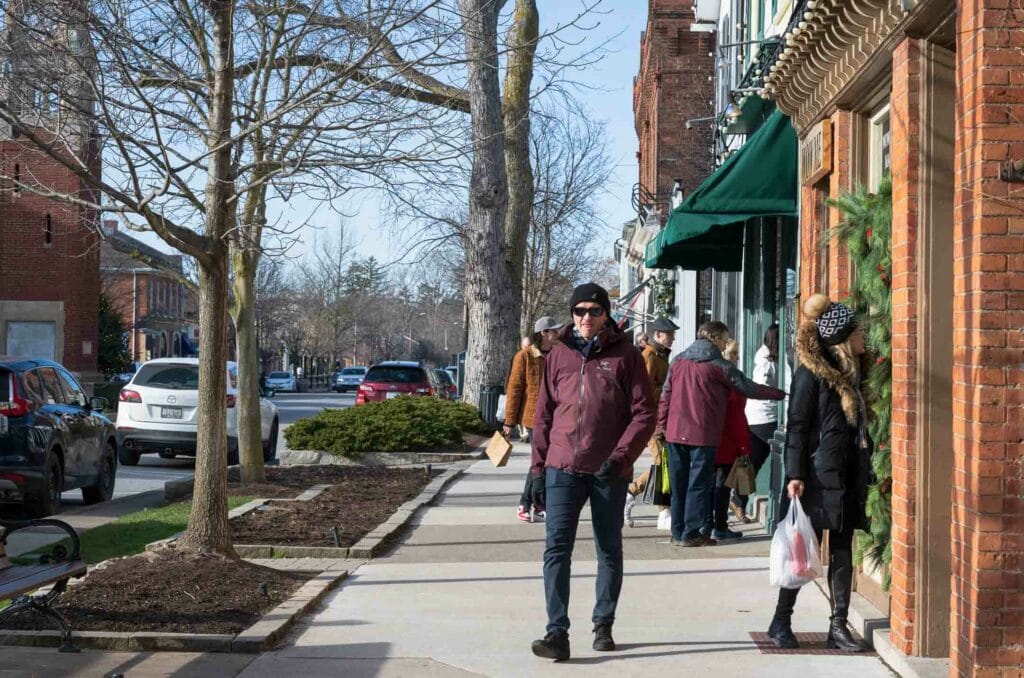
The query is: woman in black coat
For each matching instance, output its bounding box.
[767,293,872,653]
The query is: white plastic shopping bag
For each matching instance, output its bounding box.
[769,497,823,589]
[495,394,507,422]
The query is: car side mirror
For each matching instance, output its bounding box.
[89,396,109,411]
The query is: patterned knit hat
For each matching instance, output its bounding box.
[815,302,857,345]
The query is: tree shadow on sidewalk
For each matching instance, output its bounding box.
[565,641,759,664]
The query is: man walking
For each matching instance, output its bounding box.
[529,283,655,661]
[625,316,678,527]
[658,321,784,547]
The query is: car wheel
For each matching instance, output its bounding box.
[262,420,279,463]
[28,452,63,517]
[83,441,117,505]
[118,443,141,466]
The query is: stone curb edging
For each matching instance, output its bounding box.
[0,568,348,653]
[347,461,469,558]
[228,461,470,560]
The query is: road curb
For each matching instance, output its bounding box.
[0,568,348,653]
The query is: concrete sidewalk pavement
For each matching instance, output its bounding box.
[239,444,899,678]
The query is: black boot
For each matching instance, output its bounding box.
[531,630,570,660]
[593,623,615,651]
[767,587,800,649]
[826,558,870,652]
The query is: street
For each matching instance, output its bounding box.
[54,391,354,508]
[268,390,355,425]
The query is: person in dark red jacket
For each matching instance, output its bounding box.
[658,321,784,547]
[529,283,655,662]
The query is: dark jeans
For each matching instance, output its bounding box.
[704,463,733,532]
[665,443,716,541]
[735,423,775,508]
[543,467,627,634]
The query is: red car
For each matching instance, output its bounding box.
[356,362,438,405]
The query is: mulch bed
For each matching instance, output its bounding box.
[229,466,434,547]
[2,550,311,634]
[225,463,429,499]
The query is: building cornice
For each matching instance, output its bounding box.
[761,0,910,133]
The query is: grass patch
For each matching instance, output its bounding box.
[12,496,253,566]
[284,395,489,458]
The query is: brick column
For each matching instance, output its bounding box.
[828,110,854,299]
[888,37,922,656]
[951,0,1024,674]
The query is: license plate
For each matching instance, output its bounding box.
[161,406,183,419]
[0,414,7,435]
[386,392,400,399]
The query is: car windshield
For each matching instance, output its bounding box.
[269,372,291,379]
[341,368,365,375]
[364,366,426,384]
[435,371,453,385]
[134,364,200,390]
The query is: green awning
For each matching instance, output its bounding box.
[646,109,797,271]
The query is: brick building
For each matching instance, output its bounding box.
[99,221,198,364]
[0,1,100,380]
[616,0,715,342]
[759,0,1022,673]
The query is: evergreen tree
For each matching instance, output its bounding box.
[98,292,133,380]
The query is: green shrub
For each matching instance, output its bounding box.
[284,396,489,458]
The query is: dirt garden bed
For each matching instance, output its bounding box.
[2,550,312,635]
[230,466,434,547]
[223,464,398,499]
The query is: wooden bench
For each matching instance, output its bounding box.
[0,519,87,652]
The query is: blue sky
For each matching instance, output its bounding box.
[138,1,648,265]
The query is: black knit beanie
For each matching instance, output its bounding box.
[569,282,611,317]
[815,302,858,346]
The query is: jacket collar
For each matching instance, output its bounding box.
[794,321,859,425]
[559,321,623,357]
[527,345,542,358]
[679,338,721,362]
[644,342,670,360]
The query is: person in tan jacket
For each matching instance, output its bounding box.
[625,317,678,527]
[504,316,563,522]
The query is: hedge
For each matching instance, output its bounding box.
[284,396,490,458]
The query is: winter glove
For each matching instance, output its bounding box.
[530,474,546,508]
[595,458,623,480]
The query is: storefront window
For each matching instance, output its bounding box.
[869,104,891,191]
[815,179,830,296]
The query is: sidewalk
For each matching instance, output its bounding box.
[237,444,900,678]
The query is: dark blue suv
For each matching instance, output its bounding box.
[0,357,117,516]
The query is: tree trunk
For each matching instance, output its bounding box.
[179,0,236,556]
[180,256,235,555]
[232,250,265,484]
[457,0,516,408]
[502,0,538,338]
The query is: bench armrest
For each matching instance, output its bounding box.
[0,518,82,564]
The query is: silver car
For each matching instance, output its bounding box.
[265,371,297,393]
[333,366,368,393]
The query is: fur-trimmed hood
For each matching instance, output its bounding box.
[794,321,861,425]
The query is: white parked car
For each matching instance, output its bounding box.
[265,370,297,393]
[115,358,279,467]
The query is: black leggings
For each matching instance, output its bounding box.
[774,511,857,620]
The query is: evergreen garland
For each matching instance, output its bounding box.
[654,271,676,318]
[828,175,893,588]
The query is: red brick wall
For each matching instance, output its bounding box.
[0,142,99,375]
[888,37,922,656]
[634,0,715,206]
[951,0,1024,674]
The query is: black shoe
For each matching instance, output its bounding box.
[767,615,799,649]
[826,618,870,652]
[681,534,716,547]
[531,630,570,660]
[593,624,615,651]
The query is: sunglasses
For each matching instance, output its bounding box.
[572,306,605,318]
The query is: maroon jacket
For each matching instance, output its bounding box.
[658,339,784,448]
[716,391,750,465]
[531,323,655,481]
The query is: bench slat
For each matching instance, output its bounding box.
[0,561,87,599]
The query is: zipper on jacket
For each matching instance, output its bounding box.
[573,355,586,472]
